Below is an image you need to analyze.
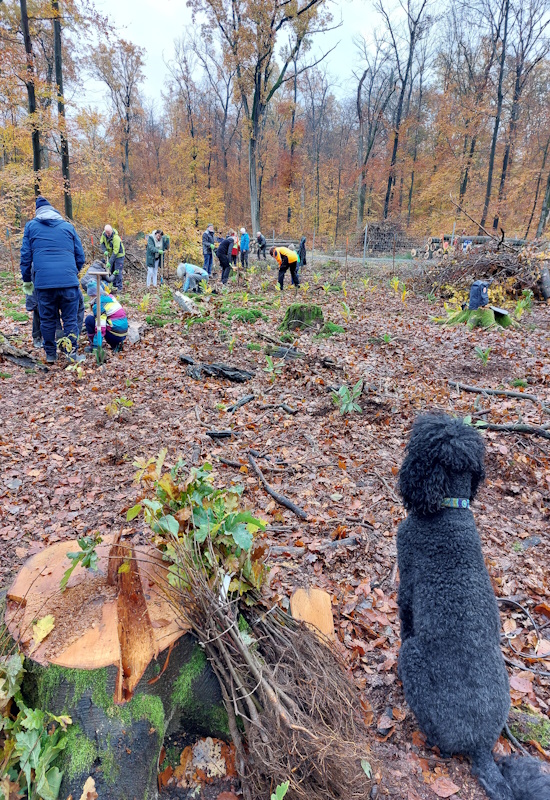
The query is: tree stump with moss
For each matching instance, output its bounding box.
[280,303,324,332]
[5,537,226,800]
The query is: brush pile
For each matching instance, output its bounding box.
[419,241,550,300]
[130,454,375,800]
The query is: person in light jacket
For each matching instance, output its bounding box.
[146,229,164,287]
[202,224,215,276]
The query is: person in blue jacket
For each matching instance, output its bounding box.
[20,196,86,364]
[240,227,250,269]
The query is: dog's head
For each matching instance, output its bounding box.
[398,413,485,515]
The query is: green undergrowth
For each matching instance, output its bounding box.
[246,342,262,351]
[316,321,345,338]
[221,305,268,323]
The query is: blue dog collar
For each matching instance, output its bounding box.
[442,497,470,509]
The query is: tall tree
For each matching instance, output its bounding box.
[377,0,429,219]
[190,0,332,234]
[492,0,550,231]
[91,40,144,203]
[51,0,72,218]
[355,36,395,229]
[19,0,41,194]
[479,0,510,232]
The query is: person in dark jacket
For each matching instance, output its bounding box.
[298,236,307,271]
[20,196,85,364]
[146,229,164,287]
[202,224,215,276]
[256,231,267,260]
[217,235,235,285]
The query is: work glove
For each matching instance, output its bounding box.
[157,248,164,255]
[210,243,216,250]
[22,281,34,296]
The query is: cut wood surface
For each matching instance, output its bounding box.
[290,587,335,640]
[5,538,188,681]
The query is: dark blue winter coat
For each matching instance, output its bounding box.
[20,206,85,289]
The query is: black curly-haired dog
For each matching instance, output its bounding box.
[397,413,550,800]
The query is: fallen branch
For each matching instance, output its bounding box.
[248,453,308,520]
[0,333,47,370]
[270,536,361,556]
[227,394,255,413]
[449,195,515,251]
[449,381,550,415]
[476,421,550,440]
[279,403,297,415]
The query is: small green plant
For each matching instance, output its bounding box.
[300,281,310,294]
[60,532,102,591]
[313,272,322,283]
[246,342,262,351]
[228,337,236,355]
[512,540,523,553]
[139,293,151,312]
[514,289,533,320]
[260,280,269,292]
[341,301,352,322]
[361,277,370,291]
[317,321,345,338]
[390,276,400,293]
[0,652,72,800]
[382,332,392,343]
[128,459,267,596]
[341,279,347,298]
[199,279,212,295]
[56,335,75,355]
[427,292,436,303]
[331,379,363,415]
[263,355,284,382]
[65,363,85,379]
[106,395,134,419]
[322,282,331,294]
[0,371,11,379]
[474,346,491,366]
[271,781,290,800]
[510,378,528,388]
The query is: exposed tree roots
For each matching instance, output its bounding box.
[156,540,375,800]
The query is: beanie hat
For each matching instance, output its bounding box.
[240,227,246,234]
[86,281,98,297]
[35,196,50,210]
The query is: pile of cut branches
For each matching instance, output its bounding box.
[419,242,550,299]
[130,454,375,800]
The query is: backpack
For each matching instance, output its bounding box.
[468,281,489,310]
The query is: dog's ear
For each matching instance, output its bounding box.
[399,454,448,515]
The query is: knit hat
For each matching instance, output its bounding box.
[240,227,246,234]
[35,196,50,210]
[86,281,98,297]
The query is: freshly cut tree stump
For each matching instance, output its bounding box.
[280,303,324,332]
[5,537,226,800]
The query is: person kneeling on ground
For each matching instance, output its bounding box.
[177,263,209,293]
[84,281,128,352]
[270,246,300,290]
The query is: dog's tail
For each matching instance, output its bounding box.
[472,750,550,800]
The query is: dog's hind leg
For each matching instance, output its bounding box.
[472,750,515,800]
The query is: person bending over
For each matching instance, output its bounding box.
[84,281,128,352]
[270,246,300,290]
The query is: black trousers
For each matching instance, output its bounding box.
[278,256,300,289]
[219,255,231,284]
[257,244,267,259]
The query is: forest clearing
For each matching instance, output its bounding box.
[3,0,550,795]
[0,244,549,800]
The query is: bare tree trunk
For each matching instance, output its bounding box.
[525,135,550,238]
[20,0,41,195]
[536,165,550,238]
[493,61,521,231]
[52,0,72,218]
[287,59,298,225]
[479,0,510,232]
[249,133,260,236]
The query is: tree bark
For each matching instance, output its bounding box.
[535,163,550,238]
[20,0,41,195]
[52,0,72,219]
[525,135,550,238]
[493,59,522,231]
[479,0,510,233]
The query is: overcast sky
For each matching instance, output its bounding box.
[78,0,377,111]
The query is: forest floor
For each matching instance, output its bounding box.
[0,254,549,799]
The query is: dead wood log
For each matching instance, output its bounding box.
[227,394,255,412]
[474,421,550,440]
[269,536,362,556]
[247,453,308,520]
[0,333,47,370]
[449,380,550,414]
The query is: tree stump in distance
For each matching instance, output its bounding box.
[280,303,324,332]
[5,537,226,800]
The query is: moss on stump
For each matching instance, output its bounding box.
[22,635,225,800]
[281,303,324,332]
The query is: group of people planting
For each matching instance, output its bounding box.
[201,224,306,290]
[19,195,307,364]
